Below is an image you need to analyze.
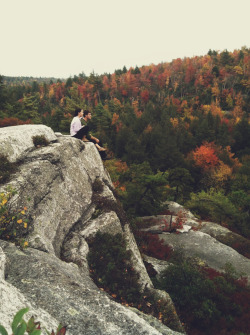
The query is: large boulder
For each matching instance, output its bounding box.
[160,230,250,282]
[198,222,250,258]
[139,202,250,283]
[0,132,113,256]
[0,244,61,334]
[0,124,57,162]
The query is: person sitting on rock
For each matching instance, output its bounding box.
[70,108,106,152]
[81,110,108,159]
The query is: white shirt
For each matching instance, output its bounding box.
[70,117,82,136]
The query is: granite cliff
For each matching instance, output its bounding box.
[0,125,183,335]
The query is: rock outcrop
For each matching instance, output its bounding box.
[0,124,58,162]
[0,125,183,335]
[139,203,250,282]
[0,241,181,335]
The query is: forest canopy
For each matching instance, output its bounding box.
[1,47,250,236]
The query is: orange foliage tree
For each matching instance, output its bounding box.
[192,142,219,171]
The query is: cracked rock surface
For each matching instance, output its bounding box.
[0,125,183,335]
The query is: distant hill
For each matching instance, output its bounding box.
[3,76,65,86]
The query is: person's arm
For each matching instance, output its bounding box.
[81,118,98,141]
[90,135,99,143]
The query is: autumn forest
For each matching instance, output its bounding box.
[1,47,250,334]
[1,48,250,233]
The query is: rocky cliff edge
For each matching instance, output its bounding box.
[0,125,183,335]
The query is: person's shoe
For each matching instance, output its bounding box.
[98,147,107,151]
[102,156,111,160]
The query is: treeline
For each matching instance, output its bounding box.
[3,76,61,86]
[0,47,250,236]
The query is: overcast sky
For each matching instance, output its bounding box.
[1,0,249,79]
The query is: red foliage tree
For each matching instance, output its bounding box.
[192,142,220,171]
[140,89,150,103]
[0,117,31,128]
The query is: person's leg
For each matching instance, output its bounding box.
[99,150,107,160]
[89,138,107,159]
[73,126,89,140]
[89,138,106,150]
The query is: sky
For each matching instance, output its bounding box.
[1,0,250,79]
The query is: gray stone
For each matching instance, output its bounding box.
[140,215,197,232]
[80,211,123,239]
[124,224,154,290]
[160,230,250,282]
[176,225,192,233]
[0,278,62,335]
[0,136,112,257]
[61,233,90,269]
[0,240,182,335]
[200,221,242,237]
[129,307,183,335]
[0,125,183,334]
[143,254,170,279]
[0,246,6,279]
[0,124,57,162]
[165,202,196,219]
[123,225,183,332]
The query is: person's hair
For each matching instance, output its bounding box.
[74,108,82,117]
[83,110,91,117]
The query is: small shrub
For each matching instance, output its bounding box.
[154,260,250,335]
[87,232,182,332]
[0,187,30,247]
[92,178,104,193]
[0,307,66,335]
[0,154,17,185]
[134,231,173,261]
[92,193,129,226]
[88,232,141,303]
[32,135,49,147]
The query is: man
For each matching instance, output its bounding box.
[82,110,108,159]
[82,110,99,143]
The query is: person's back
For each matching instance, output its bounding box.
[70,116,81,136]
[70,108,89,140]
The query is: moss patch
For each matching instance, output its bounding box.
[32,135,49,147]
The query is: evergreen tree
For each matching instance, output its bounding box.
[186,189,238,225]
[119,162,168,217]
[91,103,112,144]
[65,77,73,88]
[220,50,234,66]
[151,121,185,171]
[0,75,7,112]
[232,118,250,156]
[50,107,64,132]
[17,93,41,123]
[168,167,194,202]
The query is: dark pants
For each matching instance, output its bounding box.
[72,126,89,139]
